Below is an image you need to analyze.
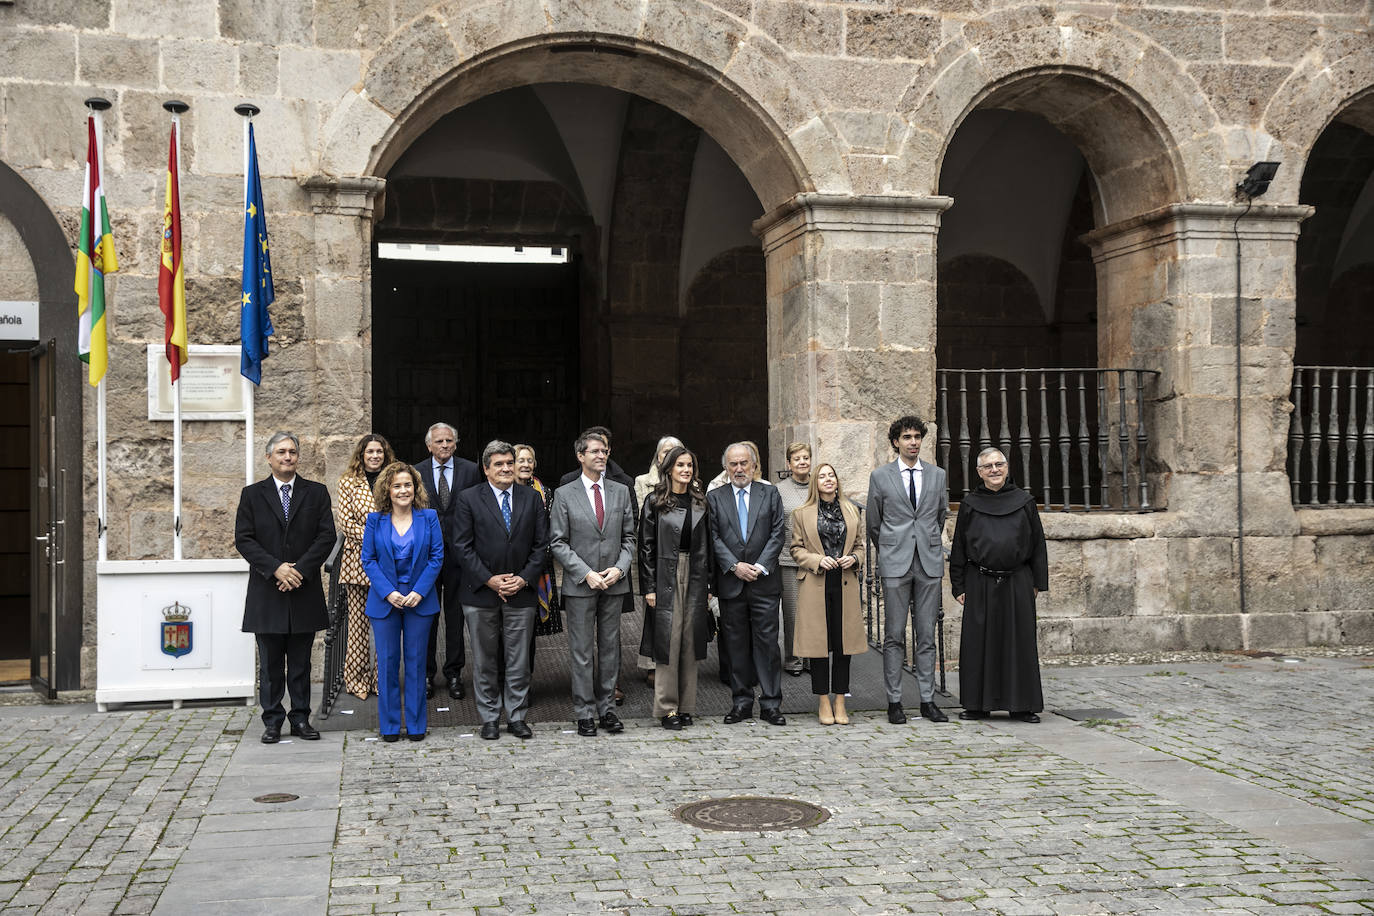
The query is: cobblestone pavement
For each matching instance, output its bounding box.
[0,653,1371,914]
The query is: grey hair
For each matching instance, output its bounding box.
[721,441,758,469]
[424,422,457,446]
[574,430,609,457]
[481,439,516,468]
[654,435,683,457]
[264,431,299,455]
[976,447,1007,466]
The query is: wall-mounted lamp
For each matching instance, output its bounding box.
[1236,161,1280,199]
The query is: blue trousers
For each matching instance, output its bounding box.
[371,608,436,737]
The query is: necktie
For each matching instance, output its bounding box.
[737,487,748,539]
[437,463,450,510]
[908,467,919,511]
[501,489,512,532]
[592,483,604,529]
[280,482,291,520]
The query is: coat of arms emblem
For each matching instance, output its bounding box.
[160,602,192,658]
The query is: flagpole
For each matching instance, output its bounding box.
[236,102,259,486]
[164,100,188,561]
[86,97,112,563]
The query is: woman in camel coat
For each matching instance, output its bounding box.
[789,463,867,725]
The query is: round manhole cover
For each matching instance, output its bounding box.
[253,793,299,804]
[673,796,829,832]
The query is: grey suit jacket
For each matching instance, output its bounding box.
[866,458,948,580]
[549,476,635,598]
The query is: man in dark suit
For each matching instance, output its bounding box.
[549,429,636,737]
[706,442,787,726]
[234,431,337,744]
[414,421,481,700]
[452,440,549,740]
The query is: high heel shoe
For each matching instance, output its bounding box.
[832,694,849,725]
[818,694,835,725]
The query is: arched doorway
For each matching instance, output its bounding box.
[934,72,1183,508]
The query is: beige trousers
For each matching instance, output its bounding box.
[653,552,698,717]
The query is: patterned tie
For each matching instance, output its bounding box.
[737,487,748,539]
[908,467,919,511]
[280,482,291,520]
[501,489,512,532]
[592,483,604,529]
[437,463,450,510]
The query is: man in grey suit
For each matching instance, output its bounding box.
[549,429,636,737]
[707,442,788,726]
[867,414,950,724]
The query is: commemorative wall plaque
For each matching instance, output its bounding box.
[147,344,246,420]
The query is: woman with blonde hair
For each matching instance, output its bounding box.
[789,462,867,725]
[335,433,395,699]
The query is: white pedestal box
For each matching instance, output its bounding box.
[95,558,255,710]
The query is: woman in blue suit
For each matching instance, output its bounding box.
[362,461,445,742]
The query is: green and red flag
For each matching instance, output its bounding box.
[159,120,187,381]
[75,113,118,386]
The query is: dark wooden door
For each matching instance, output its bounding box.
[371,258,581,473]
[29,339,57,698]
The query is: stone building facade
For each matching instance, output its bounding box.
[0,0,1371,688]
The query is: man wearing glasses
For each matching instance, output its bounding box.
[866,415,949,724]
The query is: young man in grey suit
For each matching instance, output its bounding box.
[867,414,950,724]
[549,429,636,737]
[706,442,788,726]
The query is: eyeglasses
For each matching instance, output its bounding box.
[978,461,1008,470]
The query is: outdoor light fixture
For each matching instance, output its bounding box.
[1236,161,1280,199]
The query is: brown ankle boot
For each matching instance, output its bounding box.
[818,694,835,725]
[833,694,849,725]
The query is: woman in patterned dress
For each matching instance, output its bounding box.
[336,434,395,699]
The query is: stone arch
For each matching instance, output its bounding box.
[319,0,846,212]
[1264,48,1374,204]
[893,9,1223,219]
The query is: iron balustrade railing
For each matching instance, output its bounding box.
[1289,366,1374,506]
[319,535,347,718]
[937,368,1160,510]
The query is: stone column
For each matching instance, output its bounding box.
[300,175,385,482]
[755,193,952,493]
[1083,202,1313,624]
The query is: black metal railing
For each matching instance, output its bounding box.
[1289,366,1374,506]
[856,503,949,696]
[937,368,1160,510]
[319,536,347,718]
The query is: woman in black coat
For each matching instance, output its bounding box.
[638,445,712,730]
[950,447,1049,722]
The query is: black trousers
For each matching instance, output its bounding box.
[256,632,314,728]
[809,569,851,695]
[720,584,783,712]
[426,561,466,684]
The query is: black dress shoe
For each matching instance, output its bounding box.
[479,721,500,740]
[959,709,990,720]
[660,714,683,730]
[887,702,907,724]
[507,721,533,739]
[447,680,466,700]
[577,718,597,737]
[261,726,280,744]
[920,702,949,723]
[760,709,787,726]
[407,732,425,742]
[723,706,752,724]
[290,722,321,740]
[425,683,435,700]
[599,712,625,734]
[381,733,400,743]
[679,714,694,727]
[1011,711,1041,723]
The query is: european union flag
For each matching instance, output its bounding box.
[240,122,274,385]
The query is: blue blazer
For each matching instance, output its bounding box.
[361,508,444,619]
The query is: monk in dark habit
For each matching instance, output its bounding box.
[950,447,1049,722]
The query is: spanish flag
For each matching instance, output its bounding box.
[76,114,118,387]
[158,120,187,382]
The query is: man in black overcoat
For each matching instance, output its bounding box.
[413,421,481,699]
[234,431,337,744]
